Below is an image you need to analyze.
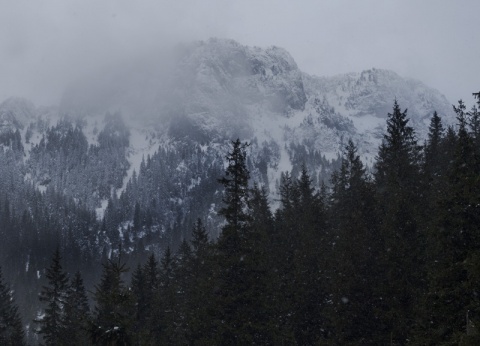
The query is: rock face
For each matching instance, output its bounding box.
[160,39,453,160]
[299,68,454,159]
[164,38,308,140]
[0,38,457,233]
[57,38,454,158]
[305,68,452,119]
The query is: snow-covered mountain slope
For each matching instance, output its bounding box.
[0,38,457,219]
[166,40,454,162]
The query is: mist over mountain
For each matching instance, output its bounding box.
[1,38,456,217]
[56,38,453,156]
[0,38,460,343]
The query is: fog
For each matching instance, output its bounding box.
[1,0,479,107]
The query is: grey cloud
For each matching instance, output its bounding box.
[0,0,478,106]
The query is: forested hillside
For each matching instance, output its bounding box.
[2,95,480,345]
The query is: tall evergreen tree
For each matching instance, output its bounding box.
[186,219,215,344]
[131,264,146,336]
[271,171,298,342]
[214,139,276,344]
[173,240,193,344]
[151,247,177,344]
[0,267,26,346]
[91,256,134,345]
[424,111,445,179]
[131,253,159,344]
[217,139,251,234]
[64,271,90,345]
[191,218,209,257]
[36,247,69,346]
[291,166,329,344]
[420,100,480,344]
[374,100,424,344]
[329,139,381,344]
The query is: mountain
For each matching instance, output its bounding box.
[0,39,458,334]
[1,38,457,237]
[57,37,454,175]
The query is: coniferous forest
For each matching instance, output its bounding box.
[2,95,480,345]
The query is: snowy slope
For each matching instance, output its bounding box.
[0,38,457,213]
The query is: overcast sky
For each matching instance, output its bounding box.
[1,0,479,107]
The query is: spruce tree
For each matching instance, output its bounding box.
[131,265,145,321]
[131,253,158,344]
[91,256,134,345]
[187,219,215,344]
[131,263,154,345]
[0,266,26,346]
[217,139,251,234]
[173,240,193,344]
[143,253,159,309]
[272,171,298,338]
[36,247,69,346]
[63,271,90,345]
[421,100,480,344]
[329,139,381,344]
[151,247,177,344]
[191,218,209,257]
[291,166,329,345]
[246,184,282,344]
[214,139,275,344]
[374,100,424,344]
[425,111,445,177]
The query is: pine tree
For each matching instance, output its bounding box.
[425,111,445,177]
[173,240,193,344]
[329,139,381,344]
[214,139,276,344]
[133,202,142,231]
[468,100,480,148]
[374,100,424,344]
[422,111,448,207]
[217,139,251,234]
[36,247,69,346]
[91,256,134,345]
[191,218,209,257]
[420,100,480,344]
[0,266,26,346]
[246,184,282,344]
[186,219,215,344]
[271,171,300,342]
[143,253,159,303]
[131,263,154,345]
[291,166,329,345]
[151,247,177,344]
[131,253,159,344]
[63,271,90,345]
[131,265,145,322]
